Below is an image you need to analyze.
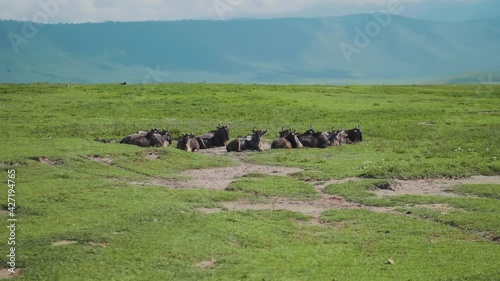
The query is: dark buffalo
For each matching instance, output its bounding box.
[226,128,268,152]
[326,129,349,146]
[120,129,171,147]
[119,81,127,85]
[176,134,201,152]
[197,124,231,149]
[345,126,363,144]
[271,127,303,149]
[298,127,331,148]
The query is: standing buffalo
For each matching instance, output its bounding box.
[197,124,230,149]
[271,127,303,149]
[177,134,201,152]
[120,129,172,147]
[226,128,268,152]
[345,126,363,144]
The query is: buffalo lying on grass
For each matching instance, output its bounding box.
[327,129,349,146]
[271,127,303,149]
[297,127,331,148]
[297,126,351,148]
[177,134,201,152]
[226,128,268,152]
[197,124,230,149]
[120,129,172,147]
[345,126,363,144]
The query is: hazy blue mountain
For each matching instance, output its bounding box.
[402,0,500,22]
[1,15,499,84]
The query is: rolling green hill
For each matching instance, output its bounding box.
[1,15,499,84]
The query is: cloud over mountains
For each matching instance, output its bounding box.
[0,0,497,23]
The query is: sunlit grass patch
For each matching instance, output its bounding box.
[448,184,500,199]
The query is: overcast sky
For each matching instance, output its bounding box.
[0,0,494,23]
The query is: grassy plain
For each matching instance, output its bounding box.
[0,83,499,280]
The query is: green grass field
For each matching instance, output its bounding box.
[0,83,499,280]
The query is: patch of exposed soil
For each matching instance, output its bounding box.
[0,162,19,168]
[145,152,159,160]
[196,194,398,227]
[34,157,61,166]
[220,193,396,225]
[52,240,77,246]
[87,156,113,165]
[129,155,302,190]
[196,146,228,157]
[479,232,500,243]
[196,258,217,269]
[126,147,500,223]
[88,241,108,247]
[222,194,360,218]
[0,268,18,280]
[374,176,500,197]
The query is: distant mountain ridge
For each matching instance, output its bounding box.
[1,15,499,84]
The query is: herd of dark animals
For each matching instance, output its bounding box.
[120,125,363,152]
[119,128,172,147]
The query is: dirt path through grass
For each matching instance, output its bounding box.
[375,176,500,197]
[135,147,302,189]
[129,148,500,221]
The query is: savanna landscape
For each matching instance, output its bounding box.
[0,83,499,280]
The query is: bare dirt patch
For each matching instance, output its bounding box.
[172,162,302,190]
[0,268,18,280]
[222,194,360,219]
[87,156,113,165]
[196,258,217,269]
[34,157,61,166]
[88,241,109,247]
[374,176,500,197]
[52,240,77,246]
[221,193,399,226]
[196,146,228,157]
[145,151,159,160]
[130,153,302,189]
[128,147,500,221]
[0,162,19,168]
